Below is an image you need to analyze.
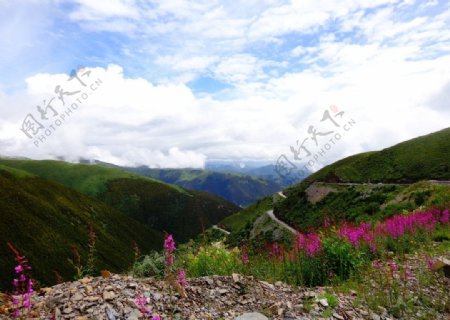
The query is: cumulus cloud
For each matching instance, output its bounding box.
[1,58,449,169]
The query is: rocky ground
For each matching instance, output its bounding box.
[0,272,428,320]
[0,273,373,320]
[0,248,448,319]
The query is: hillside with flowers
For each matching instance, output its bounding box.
[0,129,449,319]
[274,127,450,233]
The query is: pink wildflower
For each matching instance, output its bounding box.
[387,261,398,271]
[240,253,249,265]
[164,234,176,268]
[135,293,152,316]
[441,209,449,223]
[8,243,34,318]
[14,265,23,274]
[426,258,434,271]
[305,233,321,256]
[372,260,382,269]
[404,265,414,279]
[176,269,187,287]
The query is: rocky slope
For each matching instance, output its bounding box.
[1,249,448,320]
[1,274,368,320]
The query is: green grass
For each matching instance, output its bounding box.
[0,164,34,178]
[221,196,273,232]
[287,127,450,193]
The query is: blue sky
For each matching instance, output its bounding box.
[0,0,449,168]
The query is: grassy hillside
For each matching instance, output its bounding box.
[0,160,239,242]
[289,128,450,192]
[0,159,184,196]
[126,167,282,206]
[274,127,450,231]
[221,196,273,232]
[0,169,163,290]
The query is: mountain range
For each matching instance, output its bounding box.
[0,127,449,290]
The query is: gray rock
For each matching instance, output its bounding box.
[371,314,381,320]
[71,292,84,301]
[235,312,268,320]
[318,298,329,307]
[333,313,344,320]
[103,290,116,301]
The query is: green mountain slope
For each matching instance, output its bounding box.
[274,127,450,231]
[0,160,239,242]
[293,127,450,188]
[0,168,163,290]
[125,167,282,206]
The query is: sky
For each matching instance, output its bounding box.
[0,0,449,170]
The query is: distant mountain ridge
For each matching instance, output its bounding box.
[123,167,282,207]
[205,160,311,188]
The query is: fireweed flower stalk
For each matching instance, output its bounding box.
[271,242,284,261]
[336,209,448,250]
[176,269,187,287]
[134,293,161,320]
[7,243,34,319]
[164,234,176,269]
[294,232,322,257]
[163,234,188,299]
[135,294,152,316]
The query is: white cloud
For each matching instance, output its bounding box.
[0,55,449,170]
[69,0,140,21]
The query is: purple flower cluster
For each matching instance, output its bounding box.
[135,293,160,320]
[338,222,373,247]
[271,243,283,260]
[337,209,449,250]
[294,232,322,257]
[176,269,187,287]
[440,209,449,223]
[7,243,33,319]
[380,210,438,239]
[240,253,249,265]
[164,234,176,268]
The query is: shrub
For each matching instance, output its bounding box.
[184,244,242,277]
[321,236,367,281]
[131,251,165,278]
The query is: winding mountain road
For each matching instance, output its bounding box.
[266,210,296,234]
[212,225,230,235]
[277,191,287,199]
